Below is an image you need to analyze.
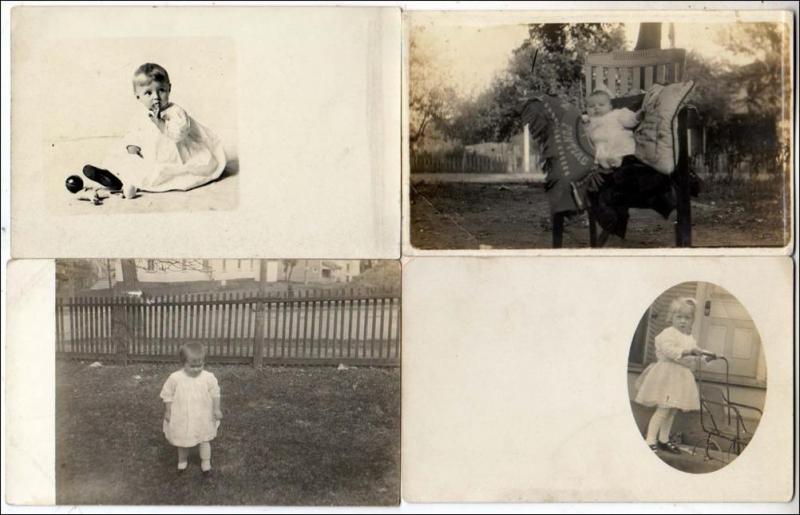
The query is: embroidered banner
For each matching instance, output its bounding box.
[522,95,594,214]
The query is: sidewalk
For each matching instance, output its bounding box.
[656,444,733,474]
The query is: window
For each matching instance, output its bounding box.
[628,309,650,367]
[146,259,155,272]
[321,269,331,279]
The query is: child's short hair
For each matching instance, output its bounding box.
[132,63,171,91]
[179,342,206,363]
[665,297,696,324]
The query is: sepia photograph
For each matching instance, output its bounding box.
[54,259,400,505]
[627,281,765,473]
[408,13,792,249]
[41,37,239,214]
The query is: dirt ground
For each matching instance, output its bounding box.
[409,182,789,249]
[56,361,400,506]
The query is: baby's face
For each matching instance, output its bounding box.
[671,308,695,335]
[586,94,612,118]
[133,75,170,113]
[184,356,205,377]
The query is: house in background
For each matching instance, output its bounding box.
[95,259,363,293]
[628,282,766,461]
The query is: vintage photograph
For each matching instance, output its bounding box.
[55,259,400,505]
[43,37,238,214]
[627,281,766,473]
[408,15,792,248]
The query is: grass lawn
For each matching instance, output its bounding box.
[56,361,400,506]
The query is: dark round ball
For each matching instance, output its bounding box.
[65,175,84,193]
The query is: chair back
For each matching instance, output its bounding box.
[585,48,687,98]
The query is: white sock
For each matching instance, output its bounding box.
[177,447,189,469]
[658,408,678,444]
[646,407,670,445]
[199,442,211,471]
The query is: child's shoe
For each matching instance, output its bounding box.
[201,460,212,475]
[648,444,658,453]
[657,441,681,454]
[177,461,188,473]
[83,165,123,191]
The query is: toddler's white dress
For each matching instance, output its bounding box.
[103,103,226,192]
[160,369,220,447]
[586,108,638,169]
[634,326,701,412]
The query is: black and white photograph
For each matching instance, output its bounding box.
[41,37,238,214]
[54,259,400,505]
[627,281,766,473]
[408,14,792,248]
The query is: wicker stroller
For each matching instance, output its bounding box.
[693,356,763,462]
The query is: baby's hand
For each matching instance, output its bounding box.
[164,412,171,423]
[214,409,223,421]
[148,105,165,127]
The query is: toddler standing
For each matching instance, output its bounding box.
[160,343,222,474]
[634,298,716,454]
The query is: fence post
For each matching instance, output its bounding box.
[253,261,267,369]
[111,297,130,366]
[523,123,531,173]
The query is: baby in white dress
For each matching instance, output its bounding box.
[160,343,222,474]
[583,88,640,169]
[79,63,226,195]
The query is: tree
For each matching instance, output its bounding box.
[116,259,214,289]
[120,259,138,288]
[349,261,400,291]
[634,23,662,50]
[409,28,458,149]
[282,259,298,282]
[56,260,102,295]
[715,23,791,120]
[445,23,626,143]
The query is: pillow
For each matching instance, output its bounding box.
[634,81,694,175]
[611,93,645,112]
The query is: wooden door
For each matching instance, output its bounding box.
[697,285,762,380]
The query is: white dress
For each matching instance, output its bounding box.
[634,326,701,411]
[586,108,638,169]
[160,369,220,447]
[103,103,226,192]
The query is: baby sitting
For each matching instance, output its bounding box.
[582,87,641,169]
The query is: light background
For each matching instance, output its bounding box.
[40,36,240,215]
[11,6,401,258]
[402,256,794,502]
